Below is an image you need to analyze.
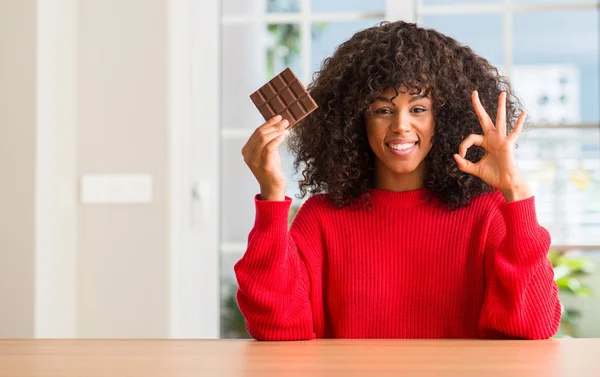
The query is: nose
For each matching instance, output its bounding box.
[390,110,412,133]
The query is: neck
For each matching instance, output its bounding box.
[373,161,426,192]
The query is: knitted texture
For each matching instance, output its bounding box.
[235,188,561,340]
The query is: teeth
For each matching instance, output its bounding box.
[389,143,416,151]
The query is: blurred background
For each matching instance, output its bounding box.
[0,0,598,340]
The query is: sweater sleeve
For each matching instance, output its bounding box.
[234,195,324,341]
[478,195,562,340]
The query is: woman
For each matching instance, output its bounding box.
[236,21,561,340]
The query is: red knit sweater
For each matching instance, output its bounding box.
[234,188,561,340]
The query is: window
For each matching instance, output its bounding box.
[218,0,599,338]
[418,0,600,248]
[220,0,386,338]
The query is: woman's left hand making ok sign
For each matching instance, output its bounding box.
[454,91,532,202]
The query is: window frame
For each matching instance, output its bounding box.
[219,0,599,255]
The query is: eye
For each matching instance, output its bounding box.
[374,108,393,115]
[411,107,427,114]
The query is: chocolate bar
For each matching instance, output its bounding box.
[250,67,318,128]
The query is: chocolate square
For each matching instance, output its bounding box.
[250,67,318,128]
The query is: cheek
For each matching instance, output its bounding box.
[420,120,436,149]
[422,132,434,149]
[365,124,385,151]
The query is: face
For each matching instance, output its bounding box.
[364,86,435,191]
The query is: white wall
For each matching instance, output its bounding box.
[35,0,78,338]
[76,0,170,338]
[0,0,174,338]
[0,0,78,338]
[0,0,37,338]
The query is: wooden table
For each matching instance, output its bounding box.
[1,339,599,377]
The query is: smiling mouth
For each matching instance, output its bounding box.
[386,141,418,151]
[386,141,418,157]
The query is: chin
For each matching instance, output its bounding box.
[386,162,420,175]
[391,167,419,175]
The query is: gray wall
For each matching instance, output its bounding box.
[0,0,36,338]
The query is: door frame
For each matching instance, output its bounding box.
[169,0,220,338]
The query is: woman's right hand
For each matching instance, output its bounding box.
[242,115,290,201]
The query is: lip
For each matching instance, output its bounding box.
[386,138,418,145]
[386,140,418,157]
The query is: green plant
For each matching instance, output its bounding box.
[265,0,327,78]
[266,24,300,78]
[220,203,302,338]
[221,280,251,338]
[549,250,595,338]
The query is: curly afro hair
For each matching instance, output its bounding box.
[287,20,523,210]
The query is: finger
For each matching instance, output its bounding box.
[508,111,527,142]
[496,92,507,136]
[265,130,289,152]
[472,91,495,133]
[246,122,288,163]
[263,132,289,164]
[257,115,283,132]
[250,115,283,143]
[256,124,289,149]
[454,154,479,176]
[263,119,289,135]
[458,134,484,158]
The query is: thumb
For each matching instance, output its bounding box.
[454,154,478,176]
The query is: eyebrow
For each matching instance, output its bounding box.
[371,94,429,104]
[373,96,394,103]
[409,94,429,103]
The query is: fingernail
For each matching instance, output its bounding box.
[274,115,282,121]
